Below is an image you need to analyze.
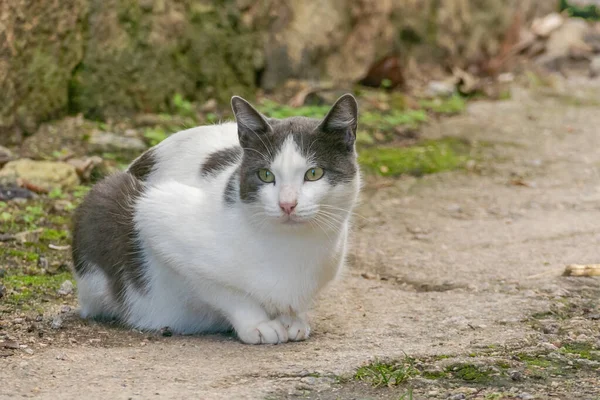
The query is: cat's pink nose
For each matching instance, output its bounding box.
[279,201,297,215]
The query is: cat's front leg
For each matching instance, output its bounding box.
[277,312,311,342]
[206,285,289,345]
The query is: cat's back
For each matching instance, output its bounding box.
[128,122,240,186]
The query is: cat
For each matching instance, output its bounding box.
[71,94,361,344]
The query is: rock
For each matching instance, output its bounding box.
[88,131,147,154]
[14,228,44,244]
[518,393,534,400]
[67,156,104,181]
[0,146,15,166]
[0,185,35,201]
[448,394,465,400]
[57,280,74,296]
[359,54,404,89]
[60,305,72,313]
[0,159,80,191]
[23,348,34,355]
[426,80,456,98]
[531,13,564,37]
[538,19,592,66]
[200,99,218,113]
[510,370,524,381]
[0,340,19,350]
[590,56,600,77]
[0,284,5,299]
[51,315,64,330]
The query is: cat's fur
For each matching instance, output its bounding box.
[71,94,360,344]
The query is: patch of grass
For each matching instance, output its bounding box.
[3,249,39,262]
[21,205,45,229]
[258,100,330,119]
[3,272,74,306]
[420,94,466,115]
[143,127,169,146]
[518,354,552,368]
[40,228,69,242]
[421,370,448,380]
[355,358,419,387]
[561,343,600,361]
[171,93,196,118]
[361,109,428,131]
[48,187,66,199]
[73,185,91,199]
[445,363,493,383]
[560,0,600,20]
[358,138,472,177]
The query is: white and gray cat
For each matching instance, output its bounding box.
[72,94,361,344]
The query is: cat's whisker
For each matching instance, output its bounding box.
[245,125,274,159]
[319,204,368,220]
[242,147,270,162]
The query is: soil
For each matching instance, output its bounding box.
[1,76,600,400]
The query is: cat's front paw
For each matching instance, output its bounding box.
[236,320,288,345]
[277,315,311,342]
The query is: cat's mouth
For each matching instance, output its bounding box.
[281,214,309,225]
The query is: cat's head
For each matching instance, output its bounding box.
[231,94,360,230]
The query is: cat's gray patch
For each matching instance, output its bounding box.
[223,168,240,205]
[72,172,148,304]
[201,147,243,177]
[129,148,156,181]
[230,94,359,204]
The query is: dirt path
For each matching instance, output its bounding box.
[2,77,600,400]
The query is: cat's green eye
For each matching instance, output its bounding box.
[305,167,324,182]
[257,168,275,183]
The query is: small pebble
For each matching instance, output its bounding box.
[37,256,48,270]
[51,315,63,330]
[448,394,465,400]
[541,342,558,350]
[1,340,19,350]
[57,280,74,296]
[518,393,534,400]
[60,305,72,313]
[160,326,173,337]
[23,348,34,355]
[510,370,524,381]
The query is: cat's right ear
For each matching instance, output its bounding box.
[231,96,272,146]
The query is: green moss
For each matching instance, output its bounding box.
[3,272,74,305]
[420,94,466,115]
[358,138,472,177]
[40,229,69,242]
[561,343,600,361]
[446,363,493,383]
[73,186,91,199]
[421,370,448,380]
[518,354,551,368]
[355,358,419,387]
[72,0,259,119]
[361,109,428,131]
[560,0,600,20]
[4,249,40,262]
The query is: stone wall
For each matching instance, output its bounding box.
[0,0,557,143]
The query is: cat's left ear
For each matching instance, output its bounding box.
[231,96,272,146]
[318,94,358,151]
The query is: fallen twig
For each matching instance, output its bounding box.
[563,264,600,277]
